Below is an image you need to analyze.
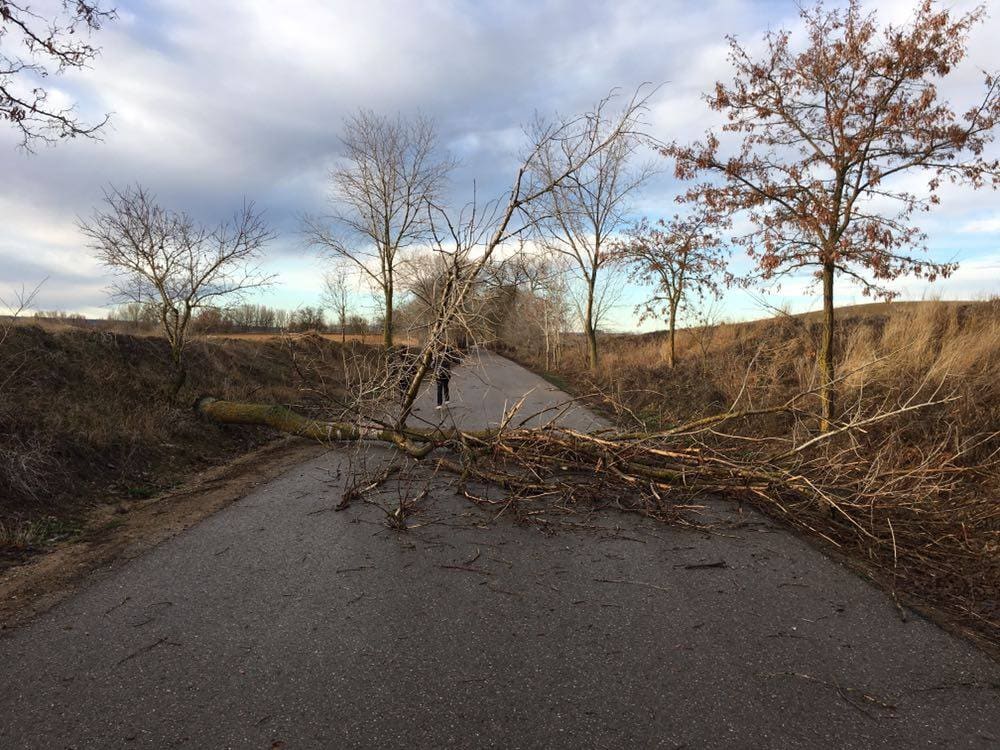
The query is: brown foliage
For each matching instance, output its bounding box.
[611,206,727,367]
[664,0,1000,425]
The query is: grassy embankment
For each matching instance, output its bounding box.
[0,324,360,567]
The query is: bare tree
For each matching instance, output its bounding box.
[81,185,275,397]
[392,88,653,425]
[530,106,653,371]
[228,303,258,331]
[290,306,326,332]
[323,263,353,343]
[207,90,649,438]
[304,111,453,348]
[274,308,290,331]
[398,246,509,346]
[1,0,115,149]
[534,258,573,370]
[566,265,625,353]
[665,0,1000,429]
[0,279,40,351]
[613,207,727,367]
[108,300,158,331]
[497,250,574,369]
[397,249,450,339]
[347,314,368,340]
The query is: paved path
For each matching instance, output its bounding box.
[408,348,607,432]
[1,352,998,749]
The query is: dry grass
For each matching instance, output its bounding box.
[0,325,366,564]
[564,299,998,428]
[504,298,1000,648]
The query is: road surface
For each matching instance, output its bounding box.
[1,351,998,749]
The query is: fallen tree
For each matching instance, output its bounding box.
[195,385,999,652]
[194,389,959,528]
[194,396,433,457]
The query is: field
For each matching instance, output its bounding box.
[200,331,401,344]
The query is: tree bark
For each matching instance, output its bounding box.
[585,322,598,372]
[543,316,551,370]
[667,298,679,369]
[383,284,394,348]
[584,276,598,372]
[194,397,431,456]
[169,363,187,400]
[819,261,836,432]
[168,341,187,400]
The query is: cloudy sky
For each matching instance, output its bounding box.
[2,0,999,329]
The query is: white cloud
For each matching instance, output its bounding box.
[3,0,1000,320]
[958,217,1000,234]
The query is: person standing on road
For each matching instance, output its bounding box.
[435,344,462,409]
[392,346,417,403]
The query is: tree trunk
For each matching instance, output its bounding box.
[584,283,598,372]
[194,397,431,456]
[165,334,187,400]
[585,322,598,372]
[543,317,550,370]
[819,261,836,432]
[667,299,679,369]
[383,285,394,348]
[169,360,187,400]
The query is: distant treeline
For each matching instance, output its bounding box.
[30,303,376,336]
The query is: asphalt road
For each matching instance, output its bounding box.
[1,351,998,749]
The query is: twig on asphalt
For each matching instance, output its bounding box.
[680,561,728,570]
[594,577,671,593]
[104,596,130,615]
[762,671,896,719]
[116,636,178,666]
[440,564,492,576]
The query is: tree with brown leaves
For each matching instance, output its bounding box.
[664,0,1000,429]
[613,207,726,368]
[1,0,115,149]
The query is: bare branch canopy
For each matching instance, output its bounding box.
[80,184,275,395]
[0,0,116,149]
[303,111,454,347]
